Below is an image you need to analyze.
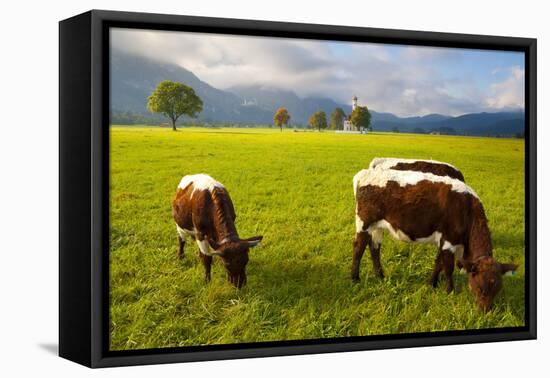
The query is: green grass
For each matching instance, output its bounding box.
[109,126,525,350]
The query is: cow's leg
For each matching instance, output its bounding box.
[352,232,369,282]
[177,235,185,259]
[369,229,384,278]
[455,245,466,273]
[196,238,214,283]
[441,250,455,293]
[430,250,443,288]
[199,253,213,282]
[176,225,186,259]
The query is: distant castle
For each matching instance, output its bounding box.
[343,95,362,132]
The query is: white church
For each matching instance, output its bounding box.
[342,95,366,133]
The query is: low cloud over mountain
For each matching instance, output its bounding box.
[111,28,525,117]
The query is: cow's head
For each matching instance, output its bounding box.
[464,257,517,312]
[212,236,263,288]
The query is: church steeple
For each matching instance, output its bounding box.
[352,95,358,111]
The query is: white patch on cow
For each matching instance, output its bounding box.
[367,220,412,243]
[353,169,369,198]
[176,224,195,239]
[366,220,453,249]
[442,241,464,259]
[416,231,443,245]
[178,174,225,193]
[370,228,384,247]
[176,225,187,240]
[354,168,478,199]
[196,238,213,256]
[368,157,460,172]
[355,214,365,233]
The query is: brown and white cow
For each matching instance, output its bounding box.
[368,157,467,273]
[352,168,517,311]
[369,157,465,182]
[172,174,263,288]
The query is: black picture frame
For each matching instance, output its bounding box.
[59,9,537,368]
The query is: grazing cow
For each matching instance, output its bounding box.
[369,157,465,182]
[352,168,517,311]
[368,157,466,273]
[172,174,263,288]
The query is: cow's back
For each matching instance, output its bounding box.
[172,174,237,242]
[369,157,465,182]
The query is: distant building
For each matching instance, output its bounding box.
[343,96,365,132]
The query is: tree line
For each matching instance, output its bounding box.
[276,106,371,132]
[146,80,371,132]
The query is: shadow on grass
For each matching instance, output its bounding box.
[246,258,350,298]
[247,254,524,317]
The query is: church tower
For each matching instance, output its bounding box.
[352,95,358,112]
[342,95,364,132]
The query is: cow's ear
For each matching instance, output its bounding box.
[463,260,478,274]
[499,262,518,276]
[242,236,263,248]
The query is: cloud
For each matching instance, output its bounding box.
[485,66,525,111]
[111,29,333,89]
[111,28,525,117]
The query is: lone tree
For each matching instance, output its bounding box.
[309,111,328,131]
[273,107,291,132]
[350,105,372,132]
[147,80,203,131]
[329,107,346,130]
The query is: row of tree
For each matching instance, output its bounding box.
[274,106,372,131]
[145,80,372,132]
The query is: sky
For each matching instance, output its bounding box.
[111,28,525,117]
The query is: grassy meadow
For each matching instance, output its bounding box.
[109,126,525,351]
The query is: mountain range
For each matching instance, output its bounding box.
[111,51,525,136]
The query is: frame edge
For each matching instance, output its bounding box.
[80,9,537,368]
[59,11,94,368]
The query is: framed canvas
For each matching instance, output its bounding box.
[59,10,537,368]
